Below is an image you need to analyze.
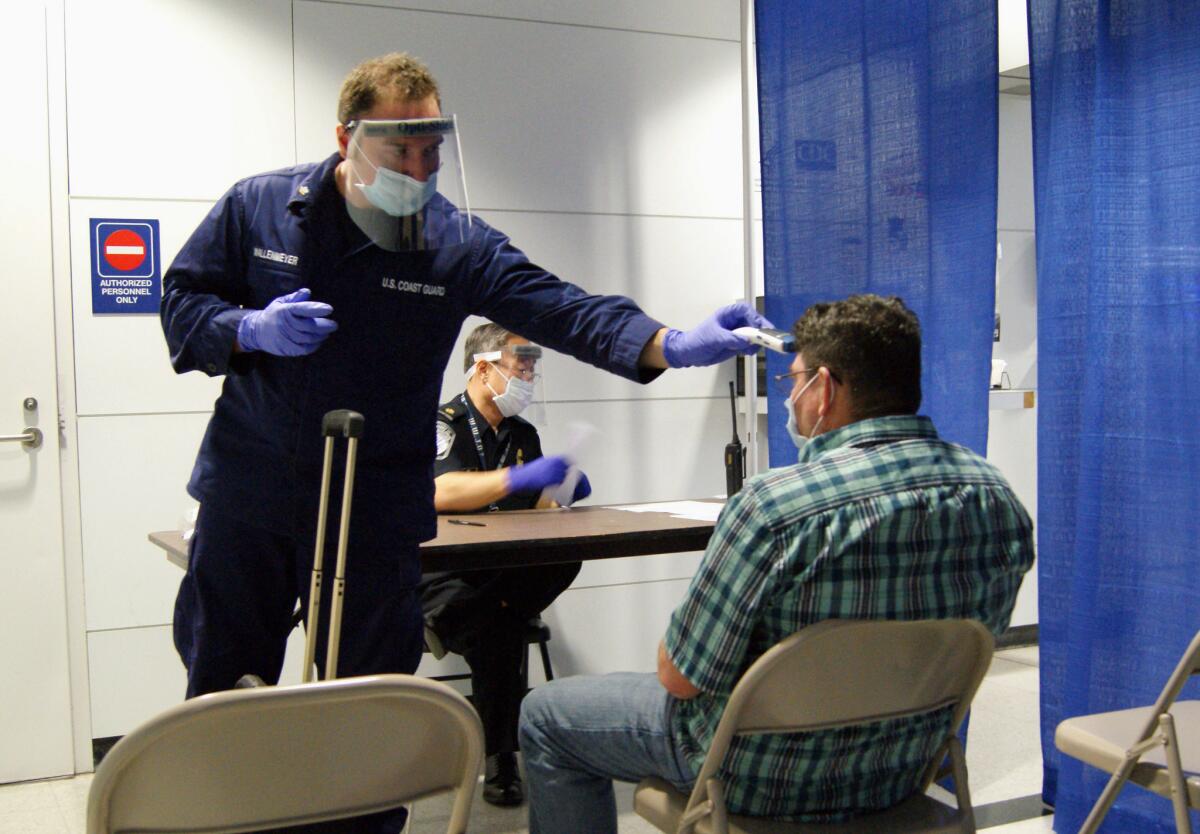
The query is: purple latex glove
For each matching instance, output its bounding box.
[662,302,775,368]
[507,455,570,494]
[570,472,592,504]
[237,288,338,356]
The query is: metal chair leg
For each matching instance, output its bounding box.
[1160,714,1194,834]
[538,638,554,681]
[1077,758,1140,834]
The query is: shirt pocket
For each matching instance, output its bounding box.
[246,261,303,307]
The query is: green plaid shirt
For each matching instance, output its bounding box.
[665,415,1034,821]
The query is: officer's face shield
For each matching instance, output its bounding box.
[469,343,547,424]
[343,117,471,252]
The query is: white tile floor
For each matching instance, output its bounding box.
[0,646,1052,833]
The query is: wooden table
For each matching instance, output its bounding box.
[149,501,721,573]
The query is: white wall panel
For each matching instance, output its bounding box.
[995,231,1037,389]
[78,413,210,631]
[87,626,184,738]
[293,1,742,218]
[538,578,692,679]
[438,211,743,404]
[71,199,224,415]
[998,96,1035,231]
[65,0,295,199]
[535,397,731,507]
[323,0,738,42]
[987,406,1038,627]
[574,550,704,591]
[998,0,1030,74]
[991,92,1037,629]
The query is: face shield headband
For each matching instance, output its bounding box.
[342,116,472,251]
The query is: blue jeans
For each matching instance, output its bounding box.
[519,672,698,834]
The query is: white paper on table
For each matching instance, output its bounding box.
[611,500,724,522]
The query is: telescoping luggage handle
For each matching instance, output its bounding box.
[301,409,365,682]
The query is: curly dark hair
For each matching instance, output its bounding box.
[792,294,921,418]
[337,53,441,125]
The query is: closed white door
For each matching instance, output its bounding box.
[0,3,76,782]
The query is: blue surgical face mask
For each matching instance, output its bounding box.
[358,164,438,217]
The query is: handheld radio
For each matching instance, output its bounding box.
[725,381,746,496]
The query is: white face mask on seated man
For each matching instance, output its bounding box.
[469,343,544,421]
[782,366,834,451]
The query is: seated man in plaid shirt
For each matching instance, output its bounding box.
[517,294,1035,833]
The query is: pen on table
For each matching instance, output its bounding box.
[448,518,486,527]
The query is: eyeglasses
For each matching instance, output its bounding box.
[772,367,841,396]
[773,368,817,396]
[495,361,540,382]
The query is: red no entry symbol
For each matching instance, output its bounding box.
[103,228,147,271]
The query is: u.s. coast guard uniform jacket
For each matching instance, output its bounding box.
[161,152,662,583]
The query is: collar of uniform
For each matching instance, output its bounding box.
[287,152,342,215]
[797,414,938,465]
[461,389,513,442]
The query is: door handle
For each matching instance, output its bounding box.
[0,428,43,449]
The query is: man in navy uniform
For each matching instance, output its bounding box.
[162,49,765,702]
[422,322,587,807]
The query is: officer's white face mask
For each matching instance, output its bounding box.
[358,163,438,217]
[486,364,536,418]
[784,371,830,451]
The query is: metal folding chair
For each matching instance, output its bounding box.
[634,618,995,834]
[1055,629,1200,834]
[87,674,484,834]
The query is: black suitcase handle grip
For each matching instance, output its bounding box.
[322,409,365,439]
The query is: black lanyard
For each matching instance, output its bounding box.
[461,394,512,512]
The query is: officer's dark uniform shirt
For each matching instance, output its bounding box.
[434,393,542,511]
[160,152,664,583]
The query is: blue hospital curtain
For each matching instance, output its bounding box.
[1031,2,1200,831]
[755,1,998,464]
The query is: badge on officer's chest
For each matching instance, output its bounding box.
[435,422,455,460]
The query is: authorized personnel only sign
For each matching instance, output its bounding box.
[90,218,162,314]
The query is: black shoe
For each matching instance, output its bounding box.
[482,752,524,807]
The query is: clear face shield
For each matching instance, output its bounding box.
[468,343,547,424]
[343,116,472,252]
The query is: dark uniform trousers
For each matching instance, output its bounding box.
[423,393,581,755]
[174,505,422,834]
[175,504,426,696]
[420,561,580,754]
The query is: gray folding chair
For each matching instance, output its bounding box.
[87,674,484,834]
[1055,629,1200,834]
[634,618,995,834]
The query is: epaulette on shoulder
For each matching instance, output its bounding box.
[437,399,467,422]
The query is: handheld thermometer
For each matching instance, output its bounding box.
[732,326,796,354]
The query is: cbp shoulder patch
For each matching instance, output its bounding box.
[435,421,456,460]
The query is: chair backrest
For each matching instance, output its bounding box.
[1132,628,1200,743]
[692,618,995,791]
[87,674,484,834]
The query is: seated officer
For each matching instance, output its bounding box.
[420,322,589,807]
